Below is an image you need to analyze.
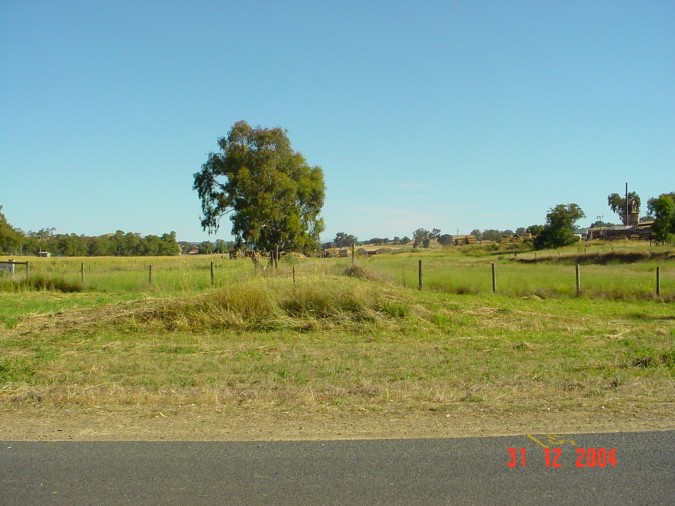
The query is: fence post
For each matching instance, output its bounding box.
[656,266,660,296]
[418,260,423,291]
[576,264,581,296]
[491,263,496,293]
[351,243,355,266]
[148,264,153,286]
[210,261,215,288]
[26,261,29,281]
[81,263,85,285]
[292,266,296,285]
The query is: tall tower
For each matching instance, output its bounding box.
[626,197,639,227]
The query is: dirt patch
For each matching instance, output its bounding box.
[2,404,673,441]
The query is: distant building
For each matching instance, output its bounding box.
[586,221,653,241]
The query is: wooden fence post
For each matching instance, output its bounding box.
[491,263,496,293]
[148,265,153,286]
[292,266,296,285]
[81,263,85,285]
[418,260,423,291]
[576,264,581,296]
[210,261,215,288]
[656,266,660,296]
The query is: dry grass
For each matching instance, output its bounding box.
[9,276,415,335]
[2,275,672,422]
[1,249,673,439]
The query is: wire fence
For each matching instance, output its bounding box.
[0,255,673,299]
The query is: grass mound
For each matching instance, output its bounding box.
[15,276,418,334]
[165,277,414,330]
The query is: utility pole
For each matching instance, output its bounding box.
[625,182,629,226]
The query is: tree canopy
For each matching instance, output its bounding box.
[0,205,22,254]
[438,234,454,246]
[607,192,640,224]
[193,121,325,254]
[0,209,180,257]
[333,232,358,248]
[412,228,440,248]
[647,192,675,243]
[534,203,585,250]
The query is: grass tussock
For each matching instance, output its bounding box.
[343,264,379,280]
[0,275,83,293]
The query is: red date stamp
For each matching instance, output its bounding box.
[507,447,617,468]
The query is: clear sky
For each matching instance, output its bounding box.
[1,0,673,243]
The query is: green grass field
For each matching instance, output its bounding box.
[0,241,673,437]
[2,240,672,299]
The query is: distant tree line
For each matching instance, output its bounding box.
[6,189,673,257]
[308,190,675,252]
[179,239,234,255]
[0,208,181,256]
[322,233,412,249]
[21,229,180,257]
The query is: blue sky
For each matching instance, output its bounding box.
[1,0,673,243]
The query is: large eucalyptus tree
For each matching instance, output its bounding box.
[193,121,325,256]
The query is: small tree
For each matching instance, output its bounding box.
[412,228,441,248]
[534,204,585,250]
[334,232,358,248]
[198,241,214,254]
[438,234,454,246]
[481,229,501,242]
[647,193,675,243]
[412,228,428,248]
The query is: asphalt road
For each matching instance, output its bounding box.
[1,431,673,505]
